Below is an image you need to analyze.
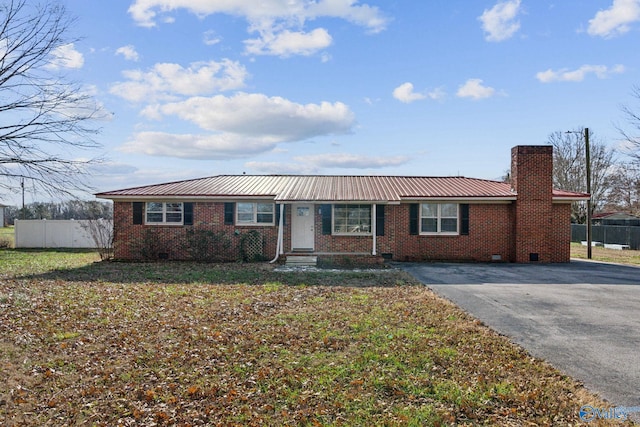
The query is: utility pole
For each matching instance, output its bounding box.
[585,127,592,260]
[566,128,592,259]
[21,177,25,220]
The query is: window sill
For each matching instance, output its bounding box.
[332,233,373,237]
[419,232,460,236]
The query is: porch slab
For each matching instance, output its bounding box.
[285,255,318,267]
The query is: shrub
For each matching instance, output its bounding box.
[0,236,12,249]
[81,218,113,261]
[137,228,167,261]
[185,229,232,262]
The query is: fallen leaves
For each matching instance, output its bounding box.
[0,254,628,426]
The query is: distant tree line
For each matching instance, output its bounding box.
[5,200,112,224]
[544,126,640,223]
[512,87,640,224]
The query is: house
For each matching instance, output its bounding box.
[592,212,640,227]
[96,145,589,264]
[0,203,6,227]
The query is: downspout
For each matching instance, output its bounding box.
[270,203,285,263]
[372,203,377,256]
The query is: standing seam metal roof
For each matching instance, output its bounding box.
[95,175,588,201]
[97,175,510,200]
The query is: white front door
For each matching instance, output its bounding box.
[291,204,314,251]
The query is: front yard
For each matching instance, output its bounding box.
[0,250,629,426]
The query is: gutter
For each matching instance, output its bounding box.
[270,203,285,264]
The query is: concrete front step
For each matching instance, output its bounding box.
[285,255,318,267]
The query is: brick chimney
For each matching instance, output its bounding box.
[511,145,553,263]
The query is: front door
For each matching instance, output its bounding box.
[291,204,314,251]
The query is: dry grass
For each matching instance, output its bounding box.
[0,226,13,248]
[0,250,633,426]
[571,242,640,266]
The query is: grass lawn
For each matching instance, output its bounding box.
[571,242,640,265]
[0,250,630,426]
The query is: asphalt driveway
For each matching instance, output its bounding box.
[395,260,640,410]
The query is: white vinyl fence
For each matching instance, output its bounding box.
[14,219,113,248]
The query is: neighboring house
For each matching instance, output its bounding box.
[0,203,6,227]
[96,145,589,263]
[592,212,640,227]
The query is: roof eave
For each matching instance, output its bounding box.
[95,194,277,201]
[552,196,590,202]
[400,196,516,202]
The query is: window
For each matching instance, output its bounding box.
[333,204,371,234]
[421,203,458,234]
[146,202,183,224]
[237,202,274,225]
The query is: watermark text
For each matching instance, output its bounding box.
[580,405,640,422]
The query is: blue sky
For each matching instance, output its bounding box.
[18,0,640,202]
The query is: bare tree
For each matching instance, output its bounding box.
[619,85,640,161]
[0,0,104,198]
[604,164,640,215]
[547,129,616,222]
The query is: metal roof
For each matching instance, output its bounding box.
[96,175,589,202]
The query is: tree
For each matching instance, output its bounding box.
[603,164,640,215]
[0,0,103,199]
[547,129,616,222]
[619,85,640,162]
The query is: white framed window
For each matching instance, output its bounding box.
[421,203,458,234]
[146,202,183,225]
[237,202,274,225]
[333,204,371,235]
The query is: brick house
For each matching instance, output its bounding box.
[96,145,588,263]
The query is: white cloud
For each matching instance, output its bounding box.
[245,28,332,57]
[91,161,139,176]
[120,93,356,160]
[393,82,426,103]
[56,84,114,122]
[203,30,221,46]
[456,79,496,100]
[128,0,387,31]
[245,153,409,174]
[245,161,319,174]
[154,92,355,141]
[392,82,445,103]
[127,0,387,56]
[478,0,522,42]
[588,0,640,38]
[120,132,280,159]
[115,45,140,61]
[109,59,248,102]
[536,64,625,82]
[305,1,387,34]
[47,43,84,69]
[293,153,409,169]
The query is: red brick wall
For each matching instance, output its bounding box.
[112,201,279,261]
[551,203,572,262]
[314,206,375,254]
[511,146,556,262]
[385,204,514,262]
